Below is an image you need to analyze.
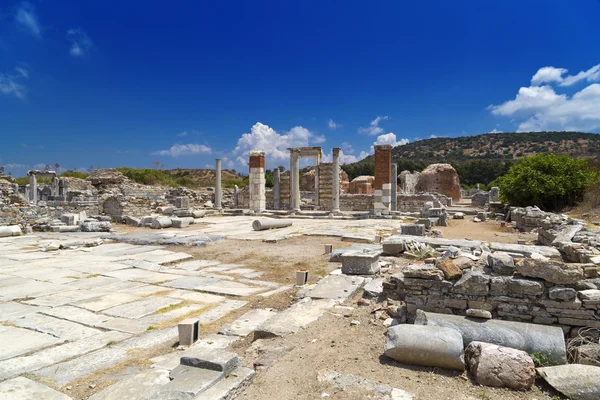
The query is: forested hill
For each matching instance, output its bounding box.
[342,131,600,187]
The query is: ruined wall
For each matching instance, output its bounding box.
[340,194,373,211]
[399,171,420,194]
[415,164,460,201]
[391,261,600,335]
[318,163,333,210]
[471,192,490,207]
[348,176,374,194]
[279,172,291,210]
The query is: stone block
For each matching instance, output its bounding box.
[0,377,70,400]
[403,264,444,280]
[549,287,577,301]
[178,318,199,346]
[382,237,406,255]
[180,348,239,374]
[506,278,544,296]
[341,251,380,275]
[516,259,584,284]
[466,309,492,319]
[401,224,426,236]
[436,258,463,280]
[171,217,194,228]
[487,252,515,275]
[151,216,172,229]
[452,271,490,295]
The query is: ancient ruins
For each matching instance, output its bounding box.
[1,146,599,399]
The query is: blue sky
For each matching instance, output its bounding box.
[2,1,600,176]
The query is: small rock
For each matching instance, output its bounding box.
[453,212,465,219]
[350,320,360,326]
[89,383,96,389]
[466,308,492,319]
[436,258,463,280]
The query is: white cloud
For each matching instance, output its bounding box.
[1,163,27,169]
[232,122,325,165]
[373,132,409,147]
[33,163,47,170]
[488,129,503,134]
[177,131,188,137]
[152,143,212,157]
[0,67,29,99]
[429,134,438,138]
[15,2,41,39]
[530,64,600,87]
[328,119,341,130]
[490,64,600,132]
[67,28,93,57]
[358,116,389,135]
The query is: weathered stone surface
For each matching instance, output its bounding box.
[452,271,490,295]
[8,312,101,341]
[81,220,112,232]
[436,258,463,280]
[195,366,255,400]
[579,289,600,303]
[89,369,170,400]
[151,216,172,229]
[401,224,426,236]
[219,309,277,337]
[573,343,600,367]
[305,274,366,302]
[384,324,465,370]
[180,348,238,374]
[466,309,492,319]
[154,366,222,399]
[537,364,600,400]
[255,298,335,338]
[415,310,567,364]
[516,258,584,284]
[465,341,535,389]
[549,287,577,301]
[487,252,515,275]
[340,251,380,275]
[363,278,384,297]
[415,163,460,201]
[0,377,71,400]
[382,237,406,255]
[506,278,544,296]
[103,297,182,319]
[403,264,444,281]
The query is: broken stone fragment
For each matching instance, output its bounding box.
[537,364,600,400]
[436,258,463,280]
[466,309,492,319]
[487,252,515,275]
[465,341,535,390]
[516,258,584,284]
[403,264,444,281]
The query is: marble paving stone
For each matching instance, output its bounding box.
[202,265,239,273]
[115,327,178,351]
[23,289,108,308]
[196,300,248,325]
[9,312,102,341]
[173,260,221,271]
[0,301,44,318]
[41,305,113,326]
[0,325,61,361]
[71,292,141,312]
[1,279,69,301]
[0,275,30,287]
[103,297,183,319]
[35,347,129,386]
[140,303,210,324]
[119,259,166,272]
[116,285,172,296]
[238,278,280,288]
[3,252,55,261]
[99,318,149,334]
[221,268,257,275]
[219,309,277,337]
[0,377,71,400]
[0,331,130,380]
[259,285,293,297]
[103,268,183,284]
[103,245,167,257]
[10,267,86,284]
[242,271,265,278]
[197,366,254,400]
[65,275,124,290]
[162,276,221,290]
[89,368,170,400]
[195,280,266,297]
[65,261,132,274]
[164,289,226,304]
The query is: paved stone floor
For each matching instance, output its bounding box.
[0,215,401,397]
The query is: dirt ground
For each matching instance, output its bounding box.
[235,294,562,400]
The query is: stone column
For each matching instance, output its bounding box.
[273,168,281,210]
[373,145,392,213]
[314,155,320,207]
[391,163,398,211]
[29,173,37,204]
[249,151,266,212]
[215,158,222,210]
[332,147,341,213]
[233,185,239,207]
[290,150,301,211]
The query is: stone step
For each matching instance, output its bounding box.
[196,367,255,400]
[180,348,239,375]
[302,274,367,302]
[153,366,223,399]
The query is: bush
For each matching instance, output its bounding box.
[59,170,90,179]
[497,154,599,211]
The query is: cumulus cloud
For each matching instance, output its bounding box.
[15,2,41,39]
[0,67,29,99]
[232,122,325,164]
[328,119,341,130]
[358,116,389,135]
[373,132,409,147]
[177,131,188,137]
[152,143,212,157]
[67,28,93,57]
[490,64,600,132]
[1,163,27,169]
[530,64,600,87]
[323,133,409,165]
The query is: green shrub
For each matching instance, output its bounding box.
[497,154,599,211]
[59,170,90,179]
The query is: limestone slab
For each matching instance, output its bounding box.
[89,368,170,400]
[194,280,266,297]
[537,364,600,400]
[100,318,149,334]
[1,279,69,301]
[0,331,129,380]
[72,292,141,312]
[41,305,113,326]
[162,276,221,290]
[152,366,222,399]
[219,309,277,337]
[0,325,61,361]
[115,327,178,351]
[103,297,183,319]
[23,289,108,308]
[255,298,336,338]
[0,377,71,400]
[305,274,366,302]
[103,268,183,284]
[9,312,102,341]
[35,347,129,386]
[259,285,292,297]
[140,303,209,324]
[197,300,247,325]
[0,301,43,318]
[174,260,221,271]
[195,366,255,400]
[165,289,226,304]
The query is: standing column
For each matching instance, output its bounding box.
[314,156,320,207]
[29,173,37,204]
[233,185,239,208]
[215,158,222,210]
[249,151,266,212]
[332,147,341,213]
[391,163,398,211]
[290,149,301,212]
[373,145,392,213]
[273,168,281,210]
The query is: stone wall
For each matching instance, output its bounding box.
[279,172,291,210]
[340,194,373,211]
[471,192,490,207]
[399,171,420,194]
[348,176,374,194]
[415,164,460,201]
[390,257,600,335]
[318,163,333,210]
[397,193,450,212]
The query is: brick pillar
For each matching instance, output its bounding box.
[249,151,266,212]
[273,168,280,210]
[373,145,392,213]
